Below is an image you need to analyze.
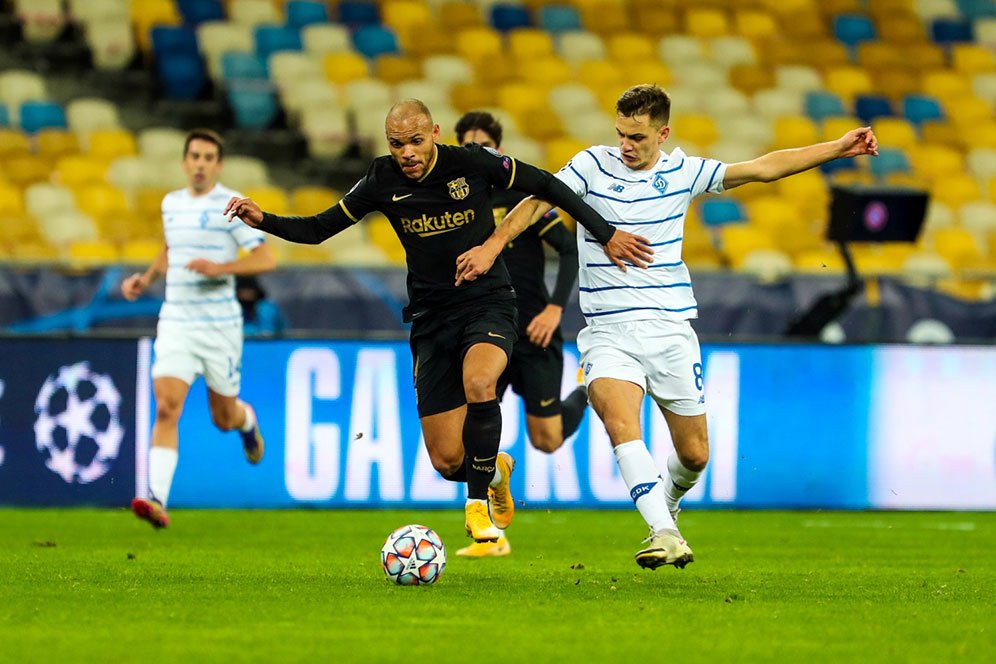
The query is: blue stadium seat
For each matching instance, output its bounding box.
[352,26,399,58]
[540,5,582,33]
[820,157,857,174]
[222,52,268,80]
[805,92,847,122]
[833,14,877,48]
[0,104,9,127]
[903,95,944,127]
[869,148,910,180]
[286,0,329,29]
[854,94,893,124]
[701,199,745,227]
[930,18,974,44]
[957,0,996,19]
[177,0,224,26]
[255,26,303,61]
[490,3,531,32]
[19,101,66,133]
[337,1,380,28]
[157,52,208,100]
[227,81,279,129]
[151,26,199,58]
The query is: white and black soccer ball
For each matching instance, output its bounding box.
[381,524,447,586]
[33,361,124,484]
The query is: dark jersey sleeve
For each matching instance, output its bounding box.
[256,171,379,244]
[462,144,616,245]
[537,214,578,308]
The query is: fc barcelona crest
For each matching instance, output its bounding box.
[447,177,470,200]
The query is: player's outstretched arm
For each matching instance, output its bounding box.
[121,243,167,301]
[187,242,277,278]
[455,195,550,286]
[723,127,879,190]
[224,196,355,245]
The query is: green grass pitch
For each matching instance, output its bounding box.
[0,508,992,663]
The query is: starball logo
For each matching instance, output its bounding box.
[399,208,476,237]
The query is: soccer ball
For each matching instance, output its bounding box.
[33,361,124,484]
[381,524,446,586]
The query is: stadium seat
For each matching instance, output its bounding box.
[301,23,352,56]
[872,117,918,151]
[0,183,25,217]
[729,65,775,96]
[421,55,473,85]
[557,31,606,64]
[198,22,254,79]
[733,8,779,40]
[38,209,100,247]
[805,92,847,123]
[177,0,224,26]
[518,57,573,87]
[775,65,823,93]
[824,66,874,102]
[951,44,996,76]
[930,18,974,43]
[509,28,555,60]
[793,247,847,274]
[977,17,996,48]
[801,40,851,68]
[755,39,806,67]
[921,69,972,98]
[967,147,996,179]
[709,36,757,69]
[700,87,749,116]
[268,52,323,87]
[565,108,615,145]
[471,59,516,89]
[490,3,531,32]
[740,249,793,282]
[931,174,983,209]
[121,237,164,264]
[85,19,137,71]
[255,26,303,62]
[719,225,777,268]
[854,95,894,125]
[958,0,996,18]
[822,116,863,142]
[834,14,877,48]
[401,23,454,58]
[222,52,268,81]
[382,1,432,47]
[455,27,503,64]
[68,239,120,266]
[674,62,728,93]
[157,51,208,100]
[902,95,945,127]
[0,127,30,157]
[914,0,961,21]
[229,0,279,27]
[292,185,340,215]
[138,127,186,159]
[322,52,368,84]
[869,147,911,180]
[66,98,120,135]
[856,42,904,69]
[440,2,483,31]
[300,106,351,157]
[908,144,964,181]
[279,78,338,126]
[286,0,330,29]
[243,186,291,216]
[946,96,993,129]
[670,114,718,147]
[88,128,138,162]
[580,2,630,35]
[607,33,656,65]
[56,155,108,186]
[13,0,66,44]
[3,155,53,188]
[19,101,66,133]
[540,5,582,33]
[657,35,704,67]
[36,129,80,160]
[548,82,599,118]
[343,78,392,113]
[959,201,996,234]
[25,183,76,221]
[0,103,8,128]
[337,1,380,28]
[544,137,589,172]
[874,68,923,102]
[932,227,984,267]
[376,55,422,84]
[227,81,279,130]
[683,8,730,38]
[151,25,197,59]
[450,83,497,112]
[753,88,805,119]
[74,183,130,225]
[222,155,270,190]
[130,0,181,52]
[700,198,745,226]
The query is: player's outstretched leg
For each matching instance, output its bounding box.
[488,451,516,529]
[635,529,693,569]
[131,497,170,529]
[465,500,502,542]
[238,401,264,465]
[457,534,511,557]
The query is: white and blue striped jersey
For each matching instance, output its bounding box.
[555,146,726,326]
[159,184,265,330]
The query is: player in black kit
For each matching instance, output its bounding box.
[225,100,653,543]
[454,112,589,557]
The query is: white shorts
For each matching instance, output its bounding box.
[577,318,705,416]
[151,322,243,396]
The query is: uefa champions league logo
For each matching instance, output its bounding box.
[33,362,124,484]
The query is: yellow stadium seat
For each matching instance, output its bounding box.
[497,82,547,118]
[856,43,904,69]
[508,28,554,61]
[776,170,829,215]
[824,66,874,102]
[944,97,991,130]
[921,70,971,99]
[720,224,777,268]
[606,33,655,65]
[518,108,564,142]
[545,137,589,172]
[368,215,405,264]
[744,195,804,234]
[872,117,918,151]
[381,1,432,38]
[74,183,129,223]
[0,212,42,247]
[670,114,718,147]
[455,27,503,65]
[908,145,965,182]
[322,53,368,85]
[450,83,498,112]
[830,170,874,187]
[852,244,906,276]
[873,68,922,102]
[904,44,946,70]
[772,116,820,150]
[67,238,120,266]
[631,7,677,38]
[920,120,962,149]
[683,8,730,38]
[728,64,775,96]
[56,155,107,187]
[0,183,25,216]
[0,128,31,158]
[36,129,80,160]
[282,242,337,266]
[822,117,863,143]
[932,227,984,268]
[518,56,573,87]
[4,155,52,188]
[793,247,847,274]
[733,9,778,40]
[816,0,862,15]
[626,61,673,88]
[577,59,626,92]
[87,128,137,161]
[243,186,290,216]
[129,0,180,52]
[952,44,995,77]
[756,39,806,67]
[376,55,422,84]
[931,175,983,210]
[974,123,996,150]
[801,40,851,69]
[440,2,484,31]
[121,237,163,264]
[403,24,454,58]
[11,239,60,263]
[778,10,827,40]
[135,187,169,221]
[292,186,340,215]
[876,12,926,44]
[580,2,631,35]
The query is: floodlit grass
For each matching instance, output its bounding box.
[0,509,992,663]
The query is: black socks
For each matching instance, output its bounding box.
[462,399,502,500]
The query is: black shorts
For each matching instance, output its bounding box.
[497,330,565,417]
[409,297,517,417]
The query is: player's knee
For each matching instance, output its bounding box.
[463,374,496,403]
[154,397,183,424]
[530,432,561,454]
[678,445,709,472]
[209,406,239,431]
[429,452,463,478]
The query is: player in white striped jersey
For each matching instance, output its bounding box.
[120,129,277,528]
[456,84,878,567]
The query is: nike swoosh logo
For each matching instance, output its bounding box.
[540,398,555,407]
[392,193,413,201]
[487,332,505,339]
[472,455,496,463]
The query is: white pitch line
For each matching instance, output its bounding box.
[802,519,976,531]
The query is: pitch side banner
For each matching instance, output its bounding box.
[156,340,996,510]
[0,339,137,506]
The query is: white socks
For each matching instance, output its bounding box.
[148,446,178,507]
[665,453,703,506]
[237,400,255,433]
[489,465,502,488]
[613,440,675,533]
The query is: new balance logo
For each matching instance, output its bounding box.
[392,193,413,201]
